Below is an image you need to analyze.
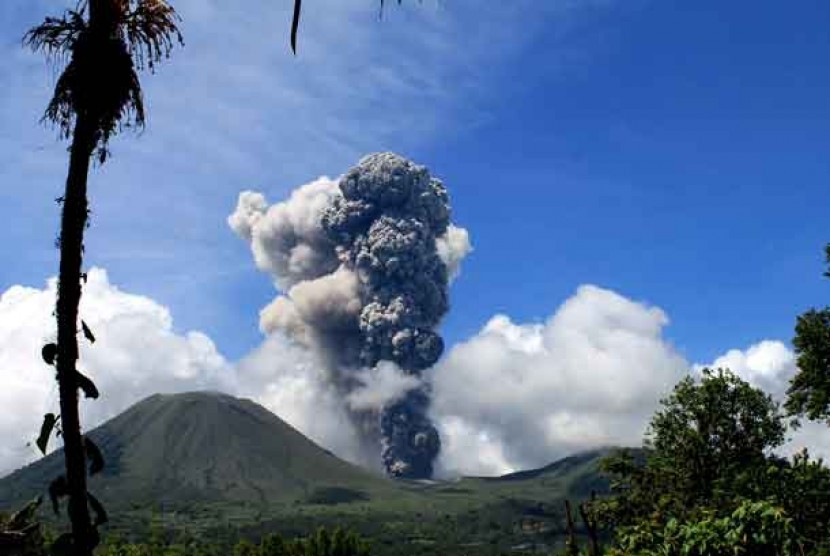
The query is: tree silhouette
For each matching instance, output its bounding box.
[25,1,182,553]
[23,1,406,552]
[785,244,830,425]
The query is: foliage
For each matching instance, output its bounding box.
[754,449,830,553]
[93,527,371,556]
[785,245,830,424]
[605,500,801,556]
[25,0,183,162]
[599,368,787,528]
[597,367,830,555]
[0,498,46,556]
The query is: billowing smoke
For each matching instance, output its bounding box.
[230,153,471,478]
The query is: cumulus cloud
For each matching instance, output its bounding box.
[0,269,236,475]
[700,340,796,398]
[0,268,375,476]
[430,285,688,476]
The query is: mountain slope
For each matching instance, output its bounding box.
[0,392,620,554]
[0,392,398,511]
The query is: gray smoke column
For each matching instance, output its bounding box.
[230,153,471,478]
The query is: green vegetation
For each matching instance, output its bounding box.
[0,498,46,555]
[786,244,830,425]
[591,367,830,555]
[92,527,370,556]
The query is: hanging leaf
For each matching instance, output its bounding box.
[81,320,96,343]
[7,496,42,530]
[41,343,58,365]
[87,492,108,526]
[76,371,99,399]
[50,532,74,555]
[36,413,59,455]
[290,0,302,54]
[90,527,101,550]
[48,475,68,514]
[84,436,104,475]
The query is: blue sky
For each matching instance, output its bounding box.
[1,0,828,367]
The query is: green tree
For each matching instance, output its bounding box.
[786,244,830,424]
[607,500,802,556]
[260,533,288,556]
[601,368,786,528]
[757,449,830,554]
[234,538,261,556]
[25,2,183,554]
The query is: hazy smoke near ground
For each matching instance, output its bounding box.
[230,153,471,478]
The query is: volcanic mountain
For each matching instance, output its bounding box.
[0,392,400,512]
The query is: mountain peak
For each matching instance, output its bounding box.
[0,392,394,514]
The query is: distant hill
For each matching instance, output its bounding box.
[0,392,623,554]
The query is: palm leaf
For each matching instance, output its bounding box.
[25,0,183,161]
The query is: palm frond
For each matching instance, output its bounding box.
[291,0,411,52]
[26,0,183,162]
[122,0,184,71]
[291,0,302,54]
[44,30,143,162]
[23,8,86,60]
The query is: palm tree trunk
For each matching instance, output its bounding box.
[56,112,95,556]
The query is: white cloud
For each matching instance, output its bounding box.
[0,268,236,475]
[0,268,377,475]
[700,340,795,398]
[430,284,688,476]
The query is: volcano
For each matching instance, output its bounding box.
[0,392,399,512]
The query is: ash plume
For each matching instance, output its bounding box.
[230,153,471,478]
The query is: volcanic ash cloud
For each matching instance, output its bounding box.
[230,153,471,478]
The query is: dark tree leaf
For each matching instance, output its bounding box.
[36,413,59,455]
[87,492,108,526]
[76,371,99,399]
[81,320,95,343]
[8,496,42,530]
[84,436,104,475]
[50,532,74,555]
[42,343,58,365]
[48,475,68,515]
[290,0,302,54]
